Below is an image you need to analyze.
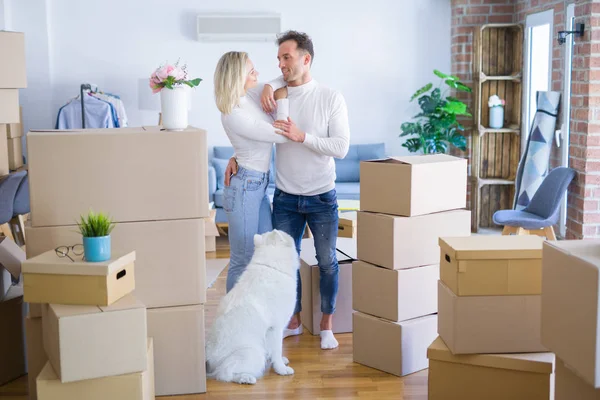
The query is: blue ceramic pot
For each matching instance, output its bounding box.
[83,235,111,262]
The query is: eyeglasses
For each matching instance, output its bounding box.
[55,244,84,262]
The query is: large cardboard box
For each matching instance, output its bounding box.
[438,280,546,354]
[0,31,27,88]
[42,294,148,383]
[353,260,438,321]
[556,357,600,400]
[1,267,12,300]
[27,127,209,227]
[25,218,206,307]
[205,208,219,252]
[8,137,23,170]
[353,312,437,377]
[440,235,543,296]
[300,237,356,334]
[338,211,357,238]
[0,285,27,385]
[22,251,136,306]
[25,316,46,400]
[427,336,555,400]
[6,107,24,138]
[360,154,467,216]
[358,209,470,270]
[36,338,154,400]
[542,239,600,388]
[0,126,9,175]
[147,304,206,396]
[0,89,20,123]
[0,236,26,280]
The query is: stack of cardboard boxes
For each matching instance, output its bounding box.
[542,240,600,399]
[352,154,471,376]
[23,126,210,396]
[428,234,555,399]
[21,250,154,399]
[0,31,26,174]
[0,237,27,386]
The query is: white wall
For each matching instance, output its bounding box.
[8,0,451,156]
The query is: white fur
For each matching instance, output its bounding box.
[205,229,299,384]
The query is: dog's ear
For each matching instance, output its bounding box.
[253,234,263,247]
[274,229,294,246]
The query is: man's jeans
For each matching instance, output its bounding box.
[223,166,272,292]
[272,188,339,315]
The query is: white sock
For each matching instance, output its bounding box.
[283,325,303,339]
[320,330,339,350]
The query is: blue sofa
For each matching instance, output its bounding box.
[208,143,386,223]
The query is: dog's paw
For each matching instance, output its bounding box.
[274,365,294,376]
[233,373,257,385]
[282,357,289,365]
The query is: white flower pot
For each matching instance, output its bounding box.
[489,106,504,129]
[160,85,189,130]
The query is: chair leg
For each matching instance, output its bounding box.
[544,226,557,240]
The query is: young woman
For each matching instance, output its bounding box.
[214,51,288,292]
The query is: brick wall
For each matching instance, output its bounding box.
[451,0,596,239]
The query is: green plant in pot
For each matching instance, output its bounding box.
[400,70,472,154]
[76,210,115,262]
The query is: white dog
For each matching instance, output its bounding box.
[205,229,299,385]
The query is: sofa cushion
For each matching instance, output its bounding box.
[356,143,386,160]
[212,158,229,189]
[334,182,360,200]
[335,159,359,182]
[214,189,225,208]
[214,146,235,160]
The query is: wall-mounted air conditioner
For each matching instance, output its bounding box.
[196,12,281,42]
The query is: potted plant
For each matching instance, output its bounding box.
[149,60,202,130]
[488,94,506,129]
[400,70,472,154]
[76,210,116,262]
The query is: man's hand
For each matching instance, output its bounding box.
[224,157,238,186]
[274,87,288,100]
[274,117,306,143]
[261,85,277,113]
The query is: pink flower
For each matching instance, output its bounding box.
[156,65,173,80]
[169,66,186,81]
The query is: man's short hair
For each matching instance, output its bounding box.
[277,30,314,64]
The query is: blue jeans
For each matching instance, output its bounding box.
[223,166,272,292]
[272,188,339,315]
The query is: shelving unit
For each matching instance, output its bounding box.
[471,23,523,232]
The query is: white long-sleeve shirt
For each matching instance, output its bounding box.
[268,77,350,196]
[220,89,289,173]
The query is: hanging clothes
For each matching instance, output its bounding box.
[56,95,116,129]
[91,92,128,127]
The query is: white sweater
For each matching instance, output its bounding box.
[220,91,289,173]
[268,77,350,196]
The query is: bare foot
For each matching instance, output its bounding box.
[287,313,301,330]
[320,313,333,331]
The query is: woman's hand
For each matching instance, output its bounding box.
[274,117,306,143]
[261,85,277,113]
[274,87,288,100]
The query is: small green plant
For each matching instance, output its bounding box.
[400,70,472,154]
[76,210,115,238]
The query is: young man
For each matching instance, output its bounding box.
[226,31,350,349]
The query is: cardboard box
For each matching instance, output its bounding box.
[438,280,546,354]
[358,209,470,270]
[25,218,206,307]
[300,237,356,334]
[360,154,467,216]
[542,239,600,388]
[353,261,438,322]
[22,251,136,306]
[29,302,42,318]
[556,357,600,400]
[0,31,27,89]
[1,267,11,300]
[27,126,209,227]
[0,236,26,280]
[205,209,219,253]
[8,137,23,170]
[147,304,206,396]
[42,294,147,383]
[352,312,437,377]
[338,211,357,238]
[6,106,24,138]
[0,285,27,385]
[0,89,20,123]
[427,336,555,400]
[25,316,46,400]
[36,338,154,400]
[440,235,543,296]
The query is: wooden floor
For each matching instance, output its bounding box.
[0,238,428,399]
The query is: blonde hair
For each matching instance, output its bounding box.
[214,51,248,114]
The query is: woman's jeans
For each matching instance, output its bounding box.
[223,166,272,292]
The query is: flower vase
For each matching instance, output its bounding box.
[489,106,504,129]
[160,85,189,130]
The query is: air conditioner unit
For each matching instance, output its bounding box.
[196,12,281,42]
